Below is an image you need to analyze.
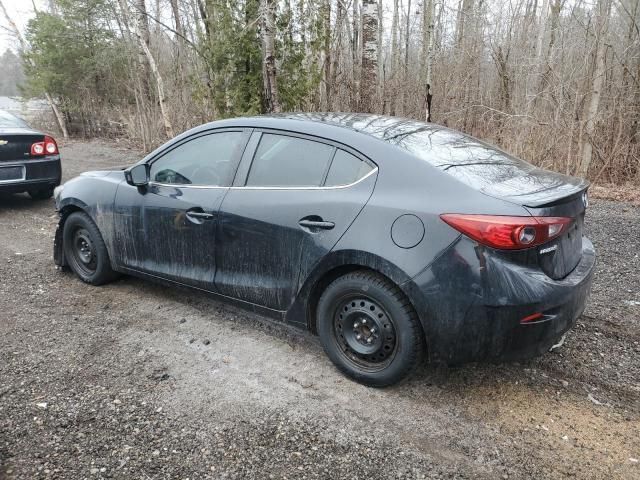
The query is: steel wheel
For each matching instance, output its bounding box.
[69,227,97,276]
[317,271,425,387]
[333,295,398,372]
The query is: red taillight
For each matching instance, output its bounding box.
[440,214,573,250]
[31,135,58,156]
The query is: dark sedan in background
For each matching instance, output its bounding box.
[0,110,61,199]
[52,114,595,386]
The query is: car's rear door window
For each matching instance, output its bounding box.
[245,133,334,187]
[324,150,374,186]
[150,131,244,186]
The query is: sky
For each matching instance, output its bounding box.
[0,0,44,53]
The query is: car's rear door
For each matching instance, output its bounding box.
[113,129,250,290]
[214,130,377,310]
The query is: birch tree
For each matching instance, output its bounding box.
[360,0,378,112]
[261,0,281,113]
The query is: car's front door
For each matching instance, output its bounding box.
[113,129,250,290]
[215,131,377,310]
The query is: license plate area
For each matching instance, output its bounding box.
[0,165,26,182]
[538,215,584,280]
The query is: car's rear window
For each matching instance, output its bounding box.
[0,111,29,128]
[377,124,535,189]
[325,150,373,186]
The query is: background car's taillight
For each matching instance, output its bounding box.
[440,214,573,250]
[31,136,59,156]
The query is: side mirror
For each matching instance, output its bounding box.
[125,164,149,187]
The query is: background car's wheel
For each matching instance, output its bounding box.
[62,211,119,285]
[28,187,54,200]
[316,270,425,387]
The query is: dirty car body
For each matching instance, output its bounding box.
[0,110,61,198]
[53,114,595,382]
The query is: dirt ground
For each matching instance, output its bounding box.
[0,139,638,479]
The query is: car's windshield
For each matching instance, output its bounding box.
[0,111,30,128]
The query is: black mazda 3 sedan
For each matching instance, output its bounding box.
[53,114,595,386]
[0,110,61,199]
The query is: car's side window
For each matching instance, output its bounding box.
[324,150,374,187]
[149,131,243,186]
[245,133,334,187]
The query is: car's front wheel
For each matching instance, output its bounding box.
[317,271,425,387]
[62,211,119,285]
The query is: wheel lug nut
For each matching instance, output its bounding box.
[356,334,362,340]
[362,319,367,324]
[366,338,373,344]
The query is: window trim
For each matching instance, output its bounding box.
[233,129,377,190]
[146,128,251,189]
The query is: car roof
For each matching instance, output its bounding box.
[225,113,446,145]
[174,113,448,163]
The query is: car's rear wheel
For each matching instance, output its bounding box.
[28,187,54,200]
[317,271,424,387]
[63,211,118,285]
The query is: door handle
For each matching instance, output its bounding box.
[298,218,335,231]
[186,209,215,223]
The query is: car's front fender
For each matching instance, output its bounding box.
[53,171,125,269]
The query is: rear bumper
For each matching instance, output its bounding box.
[409,236,596,364]
[0,157,61,193]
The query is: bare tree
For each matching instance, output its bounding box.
[422,0,435,121]
[578,0,612,176]
[320,0,331,110]
[133,0,152,100]
[126,0,174,139]
[360,0,379,112]
[261,0,281,113]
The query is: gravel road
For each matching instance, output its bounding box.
[1,140,638,479]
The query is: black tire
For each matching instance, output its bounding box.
[28,187,54,200]
[317,270,425,387]
[62,211,119,285]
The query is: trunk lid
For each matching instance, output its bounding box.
[525,189,588,280]
[477,165,588,280]
[0,129,45,162]
[480,167,588,208]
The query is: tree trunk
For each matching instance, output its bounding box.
[399,0,412,115]
[351,0,361,110]
[377,0,383,110]
[390,0,400,115]
[578,0,611,177]
[261,0,281,113]
[528,0,549,112]
[134,0,152,101]
[422,0,435,121]
[320,0,331,110]
[456,0,474,48]
[129,0,174,138]
[360,0,378,112]
[330,0,344,100]
[169,0,184,41]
